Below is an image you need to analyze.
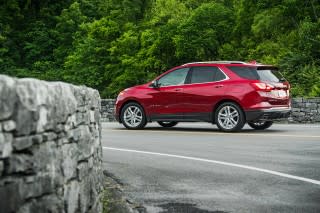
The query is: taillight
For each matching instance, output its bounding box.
[283,82,291,90]
[251,82,274,92]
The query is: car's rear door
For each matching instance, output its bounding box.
[256,67,290,106]
[227,66,290,106]
[182,66,228,121]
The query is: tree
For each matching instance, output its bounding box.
[63,17,120,91]
[0,0,319,97]
[174,3,234,62]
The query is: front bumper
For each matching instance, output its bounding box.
[245,107,291,121]
[115,113,120,122]
[114,107,120,122]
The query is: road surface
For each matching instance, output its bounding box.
[102,122,320,213]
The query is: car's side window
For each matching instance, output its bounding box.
[190,66,226,84]
[157,68,189,87]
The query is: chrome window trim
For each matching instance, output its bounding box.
[182,61,246,66]
[157,67,230,88]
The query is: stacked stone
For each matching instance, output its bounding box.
[289,98,320,123]
[101,99,116,122]
[0,75,103,213]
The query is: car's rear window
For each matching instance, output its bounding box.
[227,66,284,82]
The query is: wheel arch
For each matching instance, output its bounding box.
[212,99,246,123]
[119,100,147,123]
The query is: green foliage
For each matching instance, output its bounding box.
[0,0,319,97]
[174,2,234,61]
[64,17,120,91]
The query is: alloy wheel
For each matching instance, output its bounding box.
[252,121,266,126]
[217,105,240,130]
[248,121,273,130]
[157,121,178,128]
[123,106,143,128]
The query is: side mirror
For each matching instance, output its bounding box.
[150,80,160,88]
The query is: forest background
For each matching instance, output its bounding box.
[1,0,319,98]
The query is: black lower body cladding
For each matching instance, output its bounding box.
[245,107,291,121]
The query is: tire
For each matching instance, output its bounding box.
[248,121,273,130]
[120,102,147,129]
[157,121,178,128]
[215,102,245,132]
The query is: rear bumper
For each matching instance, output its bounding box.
[245,107,291,121]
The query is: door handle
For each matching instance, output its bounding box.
[174,88,183,91]
[215,85,224,88]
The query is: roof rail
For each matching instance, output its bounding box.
[182,61,247,66]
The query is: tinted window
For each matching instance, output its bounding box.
[158,68,189,86]
[190,66,226,84]
[227,66,284,82]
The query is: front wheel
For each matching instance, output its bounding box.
[248,121,273,130]
[157,121,178,128]
[215,102,245,132]
[121,102,147,129]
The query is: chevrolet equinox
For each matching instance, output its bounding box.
[115,61,291,132]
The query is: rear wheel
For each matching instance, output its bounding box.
[157,121,178,128]
[215,102,245,132]
[248,121,273,130]
[121,102,147,129]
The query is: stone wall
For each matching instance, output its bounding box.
[101,99,116,122]
[102,98,320,123]
[0,75,103,213]
[289,97,320,123]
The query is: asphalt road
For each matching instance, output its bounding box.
[102,122,320,213]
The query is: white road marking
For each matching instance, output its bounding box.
[271,124,320,128]
[103,146,320,186]
[107,129,320,138]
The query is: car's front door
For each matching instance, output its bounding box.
[149,67,189,120]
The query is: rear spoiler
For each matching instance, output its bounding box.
[256,66,279,71]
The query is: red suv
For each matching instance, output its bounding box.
[115,61,291,132]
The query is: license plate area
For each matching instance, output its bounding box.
[271,90,287,98]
